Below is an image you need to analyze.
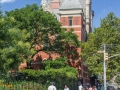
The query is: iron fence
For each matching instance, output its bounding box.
[0,71,78,90]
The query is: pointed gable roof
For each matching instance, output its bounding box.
[60,0,83,10]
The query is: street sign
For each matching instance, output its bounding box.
[98,74,103,79]
[98,50,104,53]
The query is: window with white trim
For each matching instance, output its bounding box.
[68,17,72,26]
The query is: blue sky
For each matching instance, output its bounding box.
[92,0,120,28]
[0,0,120,28]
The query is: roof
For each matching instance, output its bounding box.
[60,0,64,6]
[79,0,86,11]
[59,0,83,10]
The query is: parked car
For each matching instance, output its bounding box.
[107,86,115,90]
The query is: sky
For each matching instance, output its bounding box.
[0,0,120,28]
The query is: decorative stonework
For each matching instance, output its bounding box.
[41,0,47,7]
[41,0,53,13]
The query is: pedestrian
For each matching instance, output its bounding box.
[78,84,83,90]
[93,86,97,90]
[88,86,93,90]
[84,86,88,90]
[97,83,101,90]
[48,82,57,90]
[64,85,69,90]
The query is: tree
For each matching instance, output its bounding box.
[81,12,120,80]
[5,4,79,59]
[115,75,120,84]
[0,4,79,70]
[0,16,35,71]
[0,5,2,18]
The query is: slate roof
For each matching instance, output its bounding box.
[59,0,83,10]
[79,0,86,11]
[60,0,64,6]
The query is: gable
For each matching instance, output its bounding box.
[60,0,83,10]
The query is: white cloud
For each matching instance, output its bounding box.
[0,0,15,3]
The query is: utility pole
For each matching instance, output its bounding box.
[103,44,107,90]
[98,44,120,90]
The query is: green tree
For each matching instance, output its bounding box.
[115,75,120,84]
[0,16,35,71]
[0,5,2,18]
[81,12,120,80]
[0,4,79,70]
[5,4,79,61]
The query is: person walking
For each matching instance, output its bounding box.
[88,86,93,90]
[93,86,97,90]
[97,83,101,90]
[48,82,57,90]
[64,85,69,90]
[78,84,83,90]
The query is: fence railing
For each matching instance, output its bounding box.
[0,71,78,90]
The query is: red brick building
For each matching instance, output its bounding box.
[19,0,94,85]
[41,0,94,84]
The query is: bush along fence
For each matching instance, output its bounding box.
[0,70,78,90]
[0,71,44,90]
[0,80,42,90]
[18,68,78,90]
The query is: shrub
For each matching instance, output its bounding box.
[115,75,120,84]
[19,57,78,90]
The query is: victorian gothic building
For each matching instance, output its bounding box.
[40,0,94,84]
[41,0,93,33]
[19,0,94,84]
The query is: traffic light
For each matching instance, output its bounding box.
[105,53,108,60]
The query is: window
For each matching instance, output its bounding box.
[68,17,72,26]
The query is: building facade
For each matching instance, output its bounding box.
[19,0,94,85]
[40,0,94,84]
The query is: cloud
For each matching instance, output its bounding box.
[0,0,15,3]
[102,7,112,12]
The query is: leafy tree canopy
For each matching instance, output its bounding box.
[115,75,120,84]
[0,5,2,18]
[0,16,35,71]
[0,4,80,71]
[81,12,120,80]
[5,4,79,57]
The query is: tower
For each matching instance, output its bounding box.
[85,0,94,33]
[41,0,53,13]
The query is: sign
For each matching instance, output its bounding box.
[98,74,103,79]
